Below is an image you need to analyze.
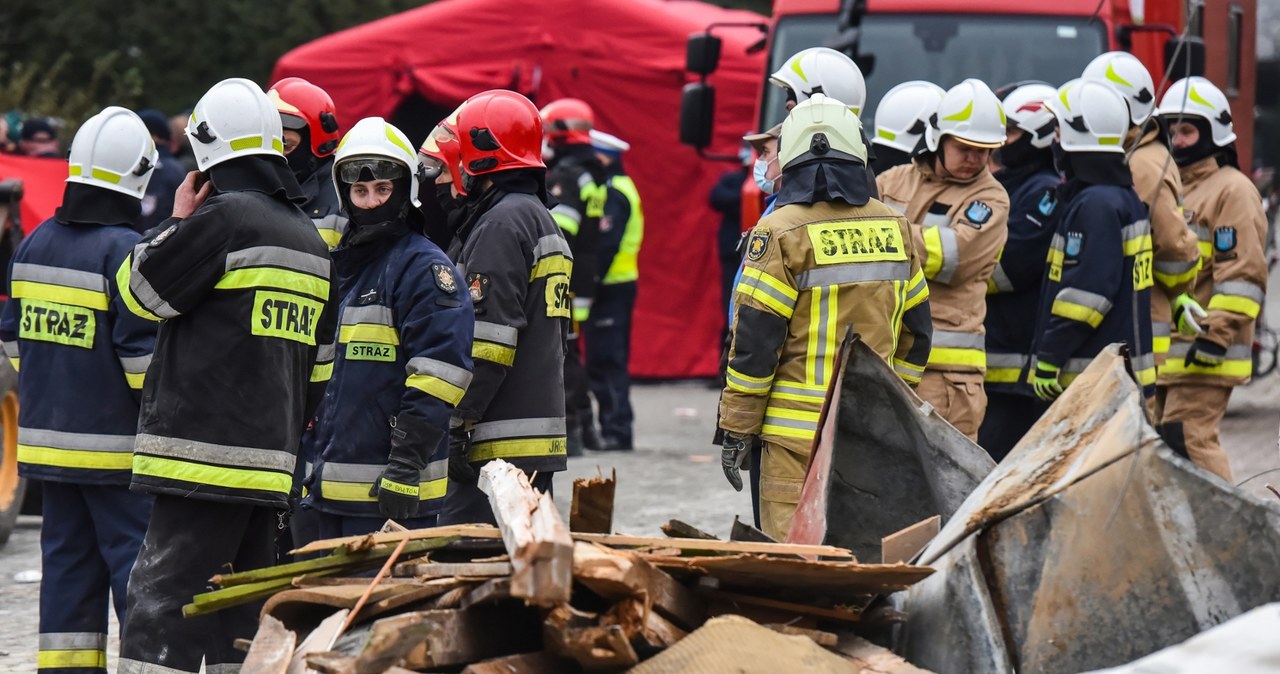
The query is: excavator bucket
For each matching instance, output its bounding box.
[787,332,995,561]
[894,345,1280,673]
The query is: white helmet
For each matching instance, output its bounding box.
[185,78,284,172]
[1082,51,1156,126]
[1156,76,1236,147]
[872,81,945,155]
[926,78,1007,152]
[1052,79,1129,153]
[66,106,158,199]
[333,117,422,207]
[770,47,867,115]
[778,93,868,170]
[1001,83,1058,149]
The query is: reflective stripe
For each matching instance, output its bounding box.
[470,436,567,460]
[37,649,107,669]
[134,433,295,473]
[342,305,394,326]
[602,174,643,285]
[922,211,950,228]
[120,354,150,389]
[1153,257,1200,286]
[551,204,582,235]
[1,339,18,359]
[533,234,573,259]
[1051,288,1113,328]
[10,278,109,311]
[932,330,985,350]
[407,357,472,388]
[406,374,467,405]
[226,246,330,277]
[18,428,134,470]
[737,267,797,318]
[986,352,1028,383]
[725,366,773,394]
[988,262,1014,293]
[310,360,333,383]
[531,254,573,280]
[314,214,348,249]
[8,357,18,372]
[1209,281,1265,319]
[12,263,108,295]
[474,321,517,347]
[794,261,910,288]
[804,286,837,386]
[762,407,820,439]
[1120,220,1152,255]
[927,330,986,369]
[472,342,515,366]
[39,632,106,651]
[572,297,592,312]
[339,324,400,346]
[921,226,959,284]
[894,358,925,383]
[133,454,292,495]
[1152,322,1171,355]
[770,381,827,404]
[128,242,181,319]
[1216,280,1265,304]
[904,269,929,310]
[1163,343,1253,377]
[320,460,448,502]
[316,342,336,362]
[116,255,163,321]
[216,267,329,301]
[472,417,566,443]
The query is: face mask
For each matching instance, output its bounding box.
[435,183,459,213]
[753,157,777,194]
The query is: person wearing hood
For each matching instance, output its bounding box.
[718,93,932,541]
[977,82,1062,460]
[269,77,346,249]
[1029,80,1154,406]
[877,79,1011,441]
[299,118,474,540]
[117,78,337,673]
[0,107,158,674]
[435,89,572,525]
[1151,77,1267,481]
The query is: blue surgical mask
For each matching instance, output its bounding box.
[753,157,777,194]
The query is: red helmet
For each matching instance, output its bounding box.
[268,77,340,157]
[540,98,594,145]
[457,90,545,181]
[419,103,468,196]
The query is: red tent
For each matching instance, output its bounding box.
[273,0,766,378]
[0,154,69,235]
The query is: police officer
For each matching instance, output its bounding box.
[0,107,157,674]
[269,77,345,248]
[1152,77,1266,481]
[719,94,932,540]
[978,82,1061,459]
[1084,53,1203,369]
[877,79,1010,441]
[1031,80,1154,400]
[541,98,606,454]
[439,89,571,525]
[299,118,473,539]
[117,78,337,673]
[870,81,945,174]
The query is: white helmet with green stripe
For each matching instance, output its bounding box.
[66,106,158,199]
[1156,76,1236,147]
[872,81,945,155]
[1050,79,1129,154]
[185,78,284,172]
[770,47,867,115]
[1082,51,1156,126]
[925,78,1007,152]
[333,117,422,207]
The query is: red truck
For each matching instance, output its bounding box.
[682,0,1257,230]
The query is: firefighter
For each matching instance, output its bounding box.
[1083,52,1203,369]
[1152,77,1266,481]
[438,89,572,525]
[977,82,1061,460]
[418,104,469,251]
[1031,80,1154,401]
[540,98,606,454]
[0,107,157,674]
[876,79,1010,441]
[300,118,473,539]
[719,94,932,540]
[584,130,643,451]
[870,80,945,174]
[269,77,345,248]
[117,78,337,673]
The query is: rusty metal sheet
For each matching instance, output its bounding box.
[789,334,995,561]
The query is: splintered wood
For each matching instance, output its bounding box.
[478,461,573,606]
[570,469,616,533]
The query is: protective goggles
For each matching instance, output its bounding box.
[337,158,406,183]
[418,154,446,180]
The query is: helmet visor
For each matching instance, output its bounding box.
[279,113,308,131]
[418,154,445,179]
[338,158,406,183]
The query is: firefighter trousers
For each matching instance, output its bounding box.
[759,440,808,541]
[917,370,987,441]
[37,482,151,674]
[437,470,553,526]
[119,495,276,673]
[978,392,1050,463]
[565,334,594,451]
[585,282,636,448]
[1154,384,1234,481]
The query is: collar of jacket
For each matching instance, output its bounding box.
[1126,124,1166,153]
[332,218,411,267]
[1063,151,1134,188]
[54,182,141,227]
[995,158,1055,192]
[208,155,307,205]
[1179,155,1219,188]
[913,154,988,187]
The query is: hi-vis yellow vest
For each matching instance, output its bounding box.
[603,175,644,285]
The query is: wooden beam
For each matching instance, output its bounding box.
[660,520,719,540]
[479,460,573,606]
[291,524,502,556]
[395,607,542,669]
[355,613,432,673]
[393,561,513,579]
[881,515,940,565]
[460,577,513,609]
[572,533,853,559]
[241,615,295,674]
[572,542,705,630]
[696,586,861,624]
[570,469,616,534]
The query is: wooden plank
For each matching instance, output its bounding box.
[215,538,455,587]
[602,596,688,650]
[881,515,940,564]
[543,605,639,671]
[649,554,933,602]
[287,609,349,674]
[572,533,853,559]
[460,577,513,609]
[393,561,513,579]
[572,542,706,630]
[355,612,432,673]
[696,586,860,624]
[660,519,719,540]
[363,581,465,620]
[397,607,543,669]
[569,469,616,534]
[462,652,579,674]
[292,524,502,555]
[241,615,295,674]
[479,460,573,606]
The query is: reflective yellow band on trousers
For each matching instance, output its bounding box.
[37,649,107,669]
[470,436,567,460]
[132,454,291,494]
[19,445,134,470]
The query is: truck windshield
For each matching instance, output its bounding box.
[761,13,1108,129]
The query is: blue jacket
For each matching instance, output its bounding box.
[0,217,156,485]
[984,163,1060,394]
[1032,180,1154,395]
[306,222,474,517]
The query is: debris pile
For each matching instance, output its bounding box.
[208,461,934,673]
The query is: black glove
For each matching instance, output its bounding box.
[1185,338,1227,368]
[368,457,421,520]
[448,425,477,485]
[720,431,755,492]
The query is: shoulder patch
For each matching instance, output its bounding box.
[1214,226,1236,252]
[431,263,457,293]
[746,231,771,262]
[1037,191,1056,218]
[148,223,179,248]
[466,273,490,303]
[965,200,993,226]
[1064,231,1084,259]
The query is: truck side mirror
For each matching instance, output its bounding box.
[686,33,722,75]
[679,82,716,148]
[1165,36,1206,78]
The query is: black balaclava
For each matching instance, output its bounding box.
[870,145,912,174]
[1055,145,1132,187]
[286,126,320,182]
[996,131,1051,170]
[207,155,305,204]
[340,171,412,230]
[1167,117,1218,167]
[56,183,141,227]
